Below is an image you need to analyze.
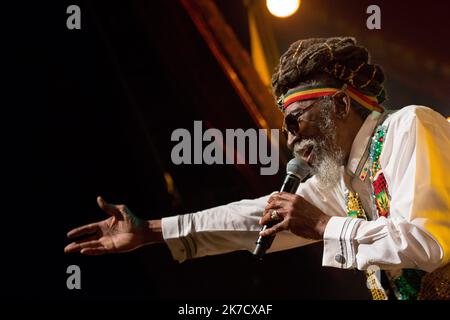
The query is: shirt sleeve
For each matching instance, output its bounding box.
[161,174,347,263]
[322,106,450,272]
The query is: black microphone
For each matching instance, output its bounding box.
[253,158,311,259]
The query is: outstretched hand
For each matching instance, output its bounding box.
[64,196,162,255]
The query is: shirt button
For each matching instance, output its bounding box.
[335,254,346,264]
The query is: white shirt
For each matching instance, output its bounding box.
[161,106,450,273]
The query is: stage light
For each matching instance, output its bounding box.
[266,0,300,18]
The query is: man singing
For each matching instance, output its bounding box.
[64,37,450,300]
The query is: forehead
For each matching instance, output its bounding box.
[283,99,317,117]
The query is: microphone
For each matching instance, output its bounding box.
[253,158,311,259]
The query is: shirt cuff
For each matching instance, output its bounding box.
[161,215,195,263]
[322,216,364,269]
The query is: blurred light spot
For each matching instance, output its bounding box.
[266,0,300,18]
[163,172,174,195]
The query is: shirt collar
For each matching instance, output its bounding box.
[346,111,382,174]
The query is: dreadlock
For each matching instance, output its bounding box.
[272,37,387,119]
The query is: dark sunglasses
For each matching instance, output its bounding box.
[282,97,326,137]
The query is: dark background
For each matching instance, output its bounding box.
[2,0,449,301]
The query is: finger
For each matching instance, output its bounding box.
[97,196,122,218]
[273,192,298,201]
[64,235,98,253]
[267,192,281,203]
[259,220,288,237]
[80,247,107,256]
[259,213,274,226]
[264,199,289,211]
[259,209,286,226]
[268,192,296,203]
[64,240,103,253]
[67,223,100,239]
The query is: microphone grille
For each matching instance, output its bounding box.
[286,158,311,180]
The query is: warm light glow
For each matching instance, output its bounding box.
[447,117,450,123]
[266,0,300,18]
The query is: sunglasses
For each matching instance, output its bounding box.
[281,97,327,137]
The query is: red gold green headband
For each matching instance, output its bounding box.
[279,85,384,113]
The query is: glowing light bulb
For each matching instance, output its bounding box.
[447,117,450,123]
[266,0,300,18]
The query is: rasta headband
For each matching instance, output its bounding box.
[278,85,384,113]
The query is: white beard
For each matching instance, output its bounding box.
[292,103,344,189]
[293,139,343,189]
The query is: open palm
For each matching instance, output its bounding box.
[64,196,148,255]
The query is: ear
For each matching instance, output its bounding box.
[332,92,351,119]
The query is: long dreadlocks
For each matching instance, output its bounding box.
[272,37,387,118]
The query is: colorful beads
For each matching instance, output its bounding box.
[345,123,425,300]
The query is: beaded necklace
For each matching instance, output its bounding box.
[345,123,425,300]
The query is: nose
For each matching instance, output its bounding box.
[286,131,300,151]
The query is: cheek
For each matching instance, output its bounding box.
[299,122,322,139]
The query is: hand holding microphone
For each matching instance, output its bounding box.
[253,158,332,259]
[253,158,311,259]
